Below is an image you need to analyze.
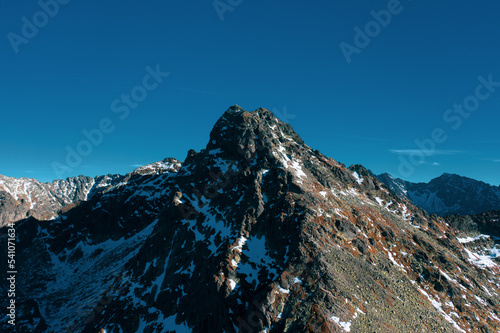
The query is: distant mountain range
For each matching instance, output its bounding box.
[0,159,181,227]
[0,174,121,227]
[1,106,499,332]
[377,173,500,216]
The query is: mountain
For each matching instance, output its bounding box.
[1,106,499,332]
[0,159,182,227]
[0,174,122,227]
[377,172,500,216]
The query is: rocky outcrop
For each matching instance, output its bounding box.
[2,107,499,332]
[446,210,500,238]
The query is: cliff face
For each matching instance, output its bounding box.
[2,107,499,333]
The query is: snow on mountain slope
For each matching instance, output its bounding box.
[2,107,499,333]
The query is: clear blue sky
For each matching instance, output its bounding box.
[1,0,499,185]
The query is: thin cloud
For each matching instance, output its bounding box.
[416,161,441,166]
[389,149,463,156]
[493,159,500,163]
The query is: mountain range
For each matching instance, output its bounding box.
[0,174,121,227]
[1,106,499,332]
[377,173,500,216]
[3,155,498,229]
[0,160,181,227]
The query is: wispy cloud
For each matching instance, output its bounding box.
[493,159,500,163]
[413,161,441,166]
[130,164,144,168]
[389,149,463,156]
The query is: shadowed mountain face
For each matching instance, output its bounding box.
[2,107,499,333]
[377,173,500,216]
[446,210,500,239]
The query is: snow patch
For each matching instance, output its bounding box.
[352,171,364,185]
[331,316,351,332]
[457,234,490,243]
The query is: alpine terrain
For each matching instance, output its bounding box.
[0,174,124,227]
[1,106,499,332]
[377,173,500,216]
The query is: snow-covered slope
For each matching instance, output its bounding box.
[378,172,500,216]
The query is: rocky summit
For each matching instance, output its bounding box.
[1,106,499,332]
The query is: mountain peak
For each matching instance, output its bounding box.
[129,157,181,177]
[439,172,458,178]
[206,106,304,161]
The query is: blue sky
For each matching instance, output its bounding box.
[1,0,499,185]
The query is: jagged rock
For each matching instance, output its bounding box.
[446,210,500,237]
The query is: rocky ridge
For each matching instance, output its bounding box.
[0,174,121,226]
[0,158,182,227]
[377,173,500,216]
